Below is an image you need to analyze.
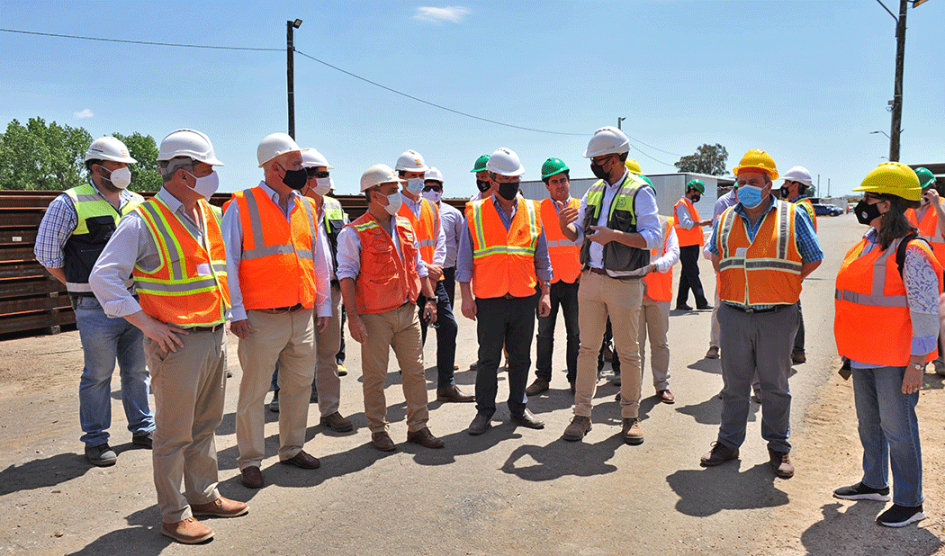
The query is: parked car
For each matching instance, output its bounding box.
[812,203,843,217]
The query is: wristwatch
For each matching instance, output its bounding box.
[911,363,923,371]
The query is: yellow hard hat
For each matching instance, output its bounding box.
[853,161,922,202]
[733,149,779,181]
[625,158,642,174]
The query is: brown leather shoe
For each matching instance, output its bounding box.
[240,466,263,489]
[190,496,249,518]
[621,418,644,445]
[161,517,213,544]
[467,413,492,435]
[510,409,545,429]
[791,351,806,364]
[281,450,321,469]
[657,389,675,404]
[437,384,474,403]
[320,412,354,432]
[769,449,795,478]
[525,378,550,396]
[562,415,592,441]
[700,442,739,467]
[406,427,444,449]
[705,346,720,359]
[371,431,396,452]
[469,361,478,370]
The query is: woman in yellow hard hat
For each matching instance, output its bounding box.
[833,162,943,528]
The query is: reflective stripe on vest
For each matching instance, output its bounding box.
[673,197,704,247]
[717,200,803,305]
[398,198,439,263]
[468,197,541,298]
[795,197,817,233]
[541,197,581,284]
[132,198,230,327]
[240,190,317,262]
[913,203,945,268]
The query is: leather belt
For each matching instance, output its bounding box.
[589,268,608,276]
[729,305,779,314]
[255,303,305,315]
[187,323,224,333]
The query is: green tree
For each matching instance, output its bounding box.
[674,144,729,176]
[112,132,161,192]
[0,117,92,190]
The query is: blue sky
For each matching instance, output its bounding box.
[2,0,942,198]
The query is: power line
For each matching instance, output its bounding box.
[0,28,280,51]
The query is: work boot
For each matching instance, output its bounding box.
[562,416,592,441]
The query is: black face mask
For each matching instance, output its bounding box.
[854,200,882,225]
[691,194,701,203]
[779,186,791,199]
[590,162,609,181]
[280,165,308,190]
[476,179,491,193]
[498,181,519,201]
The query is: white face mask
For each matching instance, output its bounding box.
[185,170,219,199]
[103,166,132,189]
[312,176,333,197]
[405,177,424,195]
[422,189,442,204]
[383,191,402,215]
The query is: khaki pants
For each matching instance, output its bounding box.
[709,288,721,349]
[314,285,343,417]
[359,303,429,434]
[145,328,226,524]
[639,298,671,391]
[574,271,643,419]
[236,308,315,470]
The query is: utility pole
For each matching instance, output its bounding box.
[287,19,303,139]
[888,0,907,161]
[617,117,626,130]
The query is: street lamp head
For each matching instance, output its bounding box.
[291,19,303,29]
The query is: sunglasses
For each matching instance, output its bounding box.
[305,168,330,179]
[423,185,442,192]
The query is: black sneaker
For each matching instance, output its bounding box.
[85,443,117,467]
[132,431,154,449]
[877,504,925,527]
[269,391,280,413]
[833,482,890,502]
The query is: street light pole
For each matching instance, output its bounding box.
[888,0,907,161]
[617,117,626,130]
[287,19,303,139]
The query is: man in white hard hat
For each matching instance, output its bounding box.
[780,166,818,365]
[458,147,552,435]
[395,150,472,403]
[423,167,464,308]
[557,126,661,444]
[89,129,248,544]
[336,164,445,452]
[269,148,354,431]
[35,136,155,467]
[223,133,332,489]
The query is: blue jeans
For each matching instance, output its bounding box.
[852,366,923,507]
[74,296,154,446]
[535,280,579,383]
[418,281,458,388]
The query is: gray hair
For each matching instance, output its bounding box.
[159,157,195,183]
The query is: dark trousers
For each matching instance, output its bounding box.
[474,294,537,416]
[598,318,621,374]
[442,266,456,308]
[793,300,805,354]
[536,280,579,383]
[337,305,346,364]
[677,244,708,307]
[418,281,458,388]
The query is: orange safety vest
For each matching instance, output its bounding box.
[794,197,817,232]
[835,236,943,366]
[643,216,676,302]
[132,197,230,327]
[716,200,804,306]
[349,213,422,315]
[466,196,542,299]
[540,197,581,284]
[910,203,945,266]
[398,197,440,264]
[232,187,318,310]
[673,197,704,247]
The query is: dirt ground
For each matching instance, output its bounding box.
[1,215,944,556]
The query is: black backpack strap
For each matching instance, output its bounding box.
[895,230,929,279]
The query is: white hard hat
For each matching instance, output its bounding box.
[257,132,300,167]
[85,136,137,164]
[486,147,525,177]
[360,163,405,192]
[157,129,224,166]
[584,126,630,158]
[425,167,444,183]
[301,148,333,169]
[394,149,429,173]
[782,166,813,187]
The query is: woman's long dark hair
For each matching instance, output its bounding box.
[877,194,920,250]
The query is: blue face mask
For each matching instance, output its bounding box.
[737,184,766,209]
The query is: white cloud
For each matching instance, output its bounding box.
[413,6,469,23]
[74,109,94,119]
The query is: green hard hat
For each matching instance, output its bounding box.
[541,157,569,179]
[915,167,936,189]
[470,154,490,173]
[687,179,705,194]
[640,175,654,190]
